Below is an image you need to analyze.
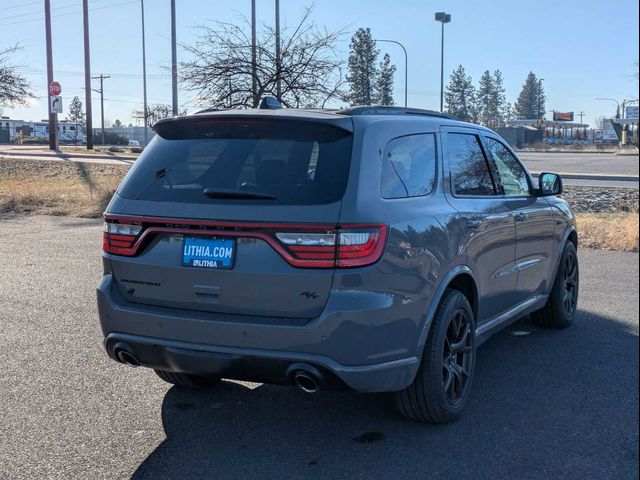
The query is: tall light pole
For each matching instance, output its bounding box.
[141,0,149,145]
[82,0,93,149]
[251,0,257,107]
[170,0,178,116]
[375,39,408,107]
[596,97,621,118]
[275,0,282,101]
[435,12,451,113]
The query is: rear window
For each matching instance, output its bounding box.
[117,118,353,205]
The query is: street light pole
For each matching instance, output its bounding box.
[435,12,451,113]
[82,0,93,149]
[275,0,282,101]
[141,0,149,145]
[170,0,178,116]
[375,39,408,107]
[596,97,621,118]
[251,0,257,107]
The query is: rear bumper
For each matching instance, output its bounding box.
[97,274,421,392]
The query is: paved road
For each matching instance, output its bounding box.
[518,151,639,176]
[0,216,638,479]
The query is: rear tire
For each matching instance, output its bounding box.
[531,241,579,329]
[154,369,220,388]
[395,289,476,423]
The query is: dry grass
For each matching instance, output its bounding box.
[0,159,128,218]
[576,213,639,252]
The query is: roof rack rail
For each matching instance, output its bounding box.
[337,106,457,120]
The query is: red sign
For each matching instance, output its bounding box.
[553,111,574,121]
[49,81,61,96]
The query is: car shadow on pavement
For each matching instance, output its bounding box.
[131,310,638,479]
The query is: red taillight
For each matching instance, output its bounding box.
[275,226,387,268]
[102,215,387,268]
[102,221,142,255]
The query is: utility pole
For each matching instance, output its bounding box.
[578,111,585,124]
[275,0,281,101]
[251,0,257,107]
[537,78,544,127]
[44,0,58,151]
[82,0,93,149]
[170,0,178,116]
[92,74,109,145]
[141,0,149,145]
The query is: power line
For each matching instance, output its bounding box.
[0,0,138,28]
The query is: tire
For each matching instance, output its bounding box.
[395,289,476,423]
[531,241,579,329]
[154,369,220,388]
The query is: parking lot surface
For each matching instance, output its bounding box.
[0,215,637,479]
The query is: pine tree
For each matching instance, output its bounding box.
[476,70,496,128]
[347,28,379,106]
[444,65,477,122]
[492,70,509,128]
[514,71,546,120]
[375,53,396,105]
[68,96,84,125]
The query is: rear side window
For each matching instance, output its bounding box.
[381,134,437,199]
[117,118,352,205]
[447,133,496,196]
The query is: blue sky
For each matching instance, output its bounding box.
[1,0,638,127]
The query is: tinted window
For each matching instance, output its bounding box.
[117,118,352,205]
[447,133,496,196]
[484,137,530,196]
[381,134,437,198]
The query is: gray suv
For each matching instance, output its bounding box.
[97,104,579,423]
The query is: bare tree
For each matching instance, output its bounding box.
[180,7,347,109]
[132,104,187,125]
[0,45,32,107]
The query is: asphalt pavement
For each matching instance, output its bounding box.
[0,215,638,479]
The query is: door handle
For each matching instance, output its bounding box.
[466,219,482,230]
[514,212,527,222]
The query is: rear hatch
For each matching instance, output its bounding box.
[103,114,384,319]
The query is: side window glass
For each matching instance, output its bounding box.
[485,137,530,196]
[381,133,437,199]
[447,133,496,196]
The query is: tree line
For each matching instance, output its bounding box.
[445,66,546,127]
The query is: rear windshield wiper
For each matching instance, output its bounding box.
[202,188,277,200]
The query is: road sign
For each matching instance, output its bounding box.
[50,95,63,114]
[49,81,61,96]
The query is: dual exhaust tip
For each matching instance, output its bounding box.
[111,344,323,392]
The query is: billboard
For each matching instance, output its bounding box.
[625,106,638,120]
[553,111,574,121]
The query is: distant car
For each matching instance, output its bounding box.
[128,139,141,147]
[97,103,579,423]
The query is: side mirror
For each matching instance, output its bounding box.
[538,172,563,196]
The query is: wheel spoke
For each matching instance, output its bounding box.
[443,365,454,393]
[450,328,469,354]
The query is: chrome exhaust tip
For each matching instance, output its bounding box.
[115,349,140,368]
[293,370,320,394]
